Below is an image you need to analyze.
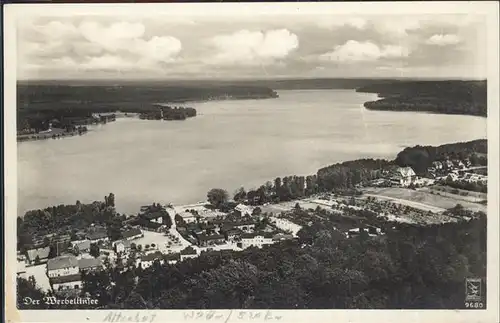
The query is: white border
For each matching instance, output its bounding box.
[4,2,500,323]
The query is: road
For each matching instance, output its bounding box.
[165,205,199,252]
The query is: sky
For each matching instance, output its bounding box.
[16,13,488,80]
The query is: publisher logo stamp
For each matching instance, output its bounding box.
[465,278,482,302]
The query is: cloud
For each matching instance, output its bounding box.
[16,15,485,79]
[78,21,182,63]
[320,40,409,62]
[426,34,461,46]
[79,21,145,45]
[29,20,80,42]
[80,55,136,71]
[376,18,422,37]
[19,19,183,75]
[135,36,182,63]
[206,29,299,65]
[317,17,367,30]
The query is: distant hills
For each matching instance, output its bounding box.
[17,78,488,131]
[19,77,485,90]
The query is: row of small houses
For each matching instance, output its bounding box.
[22,227,144,266]
[376,158,480,188]
[176,203,254,224]
[46,255,103,292]
[17,253,104,293]
[29,226,111,252]
[429,159,472,172]
[133,232,298,270]
[178,215,301,247]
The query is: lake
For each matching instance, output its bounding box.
[17,89,487,216]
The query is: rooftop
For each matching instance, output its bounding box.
[143,211,166,220]
[49,273,82,284]
[198,234,225,241]
[73,240,91,251]
[225,228,243,235]
[241,232,274,239]
[86,230,108,240]
[114,239,132,248]
[78,257,103,270]
[26,247,50,262]
[47,255,79,271]
[122,228,142,239]
[141,251,164,262]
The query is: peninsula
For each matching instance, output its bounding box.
[357,80,487,117]
[16,83,279,141]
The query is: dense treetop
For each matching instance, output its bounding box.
[357,80,487,117]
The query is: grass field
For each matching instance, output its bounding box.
[362,187,487,213]
[422,185,487,203]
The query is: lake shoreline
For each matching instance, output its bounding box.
[17,89,487,216]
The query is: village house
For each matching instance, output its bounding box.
[71,240,91,254]
[78,257,103,273]
[143,212,166,224]
[270,217,302,236]
[453,160,466,169]
[229,219,256,233]
[50,274,83,293]
[389,166,417,187]
[137,251,165,269]
[54,234,72,244]
[46,255,84,293]
[47,255,79,278]
[197,234,226,247]
[235,204,254,217]
[26,246,51,265]
[179,211,197,224]
[200,223,218,234]
[121,228,143,241]
[240,233,274,249]
[432,161,444,170]
[113,239,132,254]
[180,246,198,261]
[444,160,455,170]
[165,253,181,265]
[224,228,243,242]
[86,230,109,244]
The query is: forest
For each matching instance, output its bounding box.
[357,80,487,117]
[16,84,278,131]
[394,139,487,174]
[18,207,486,309]
[139,106,197,121]
[16,195,174,254]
